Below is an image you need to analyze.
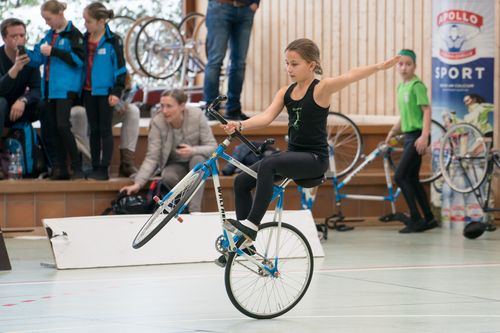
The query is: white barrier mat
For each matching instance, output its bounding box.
[43,210,324,269]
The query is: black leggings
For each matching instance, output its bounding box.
[40,98,79,169]
[394,131,434,222]
[234,151,329,225]
[83,91,114,168]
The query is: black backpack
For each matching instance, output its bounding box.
[222,141,278,175]
[4,122,47,178]
[102,180,171,215]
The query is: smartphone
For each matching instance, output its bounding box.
[17,45,26,55]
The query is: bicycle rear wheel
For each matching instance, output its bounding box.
[224,222,314,319]
[439,123,489,193]
[132,168,206,249]
[327,112,363,178]
[388,119,446,183]
[135,18,184,79]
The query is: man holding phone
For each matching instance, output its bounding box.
[0,18,41,178]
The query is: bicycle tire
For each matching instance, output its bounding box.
[107,15,135,41]
[388,119,446,184]
[132,168,206,249]
[439,123,489,193]
[135,18,184,80]
[124,16,154,76]
[326,112,363,178]
[178,12,204,39]
[224,222,314,319]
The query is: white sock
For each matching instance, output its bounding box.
[240,219,258,231]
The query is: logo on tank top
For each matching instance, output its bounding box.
[291,107,302,130]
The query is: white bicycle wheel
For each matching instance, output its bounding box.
[326,112,363,178]
[224,222,314,319]
[132,168,206,249]
[439,123,489,193]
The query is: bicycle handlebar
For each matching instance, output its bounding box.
[207,95,263,157]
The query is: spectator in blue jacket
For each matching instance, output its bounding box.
[82,2,127,180]
[27,0,85,180]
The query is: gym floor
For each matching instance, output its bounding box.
[1,226,500,333]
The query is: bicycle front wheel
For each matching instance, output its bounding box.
[327,112,363,178]
[388,119,446,183]
[224,222,314,319]
[439,123,489,193]
[132,168,206,249]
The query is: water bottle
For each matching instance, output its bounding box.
[15,148,23,179]
[7,153,18,179]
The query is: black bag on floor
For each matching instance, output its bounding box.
[101,180,171,215]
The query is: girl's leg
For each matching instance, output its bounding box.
[394,141,422,221]
[54,98,83,178]
[83,92,101,170]
[227,151,328,240]
[97,96,114,170]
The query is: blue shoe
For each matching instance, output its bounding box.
[223,218,258,241]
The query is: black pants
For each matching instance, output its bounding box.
[0,97,39,133]
[394,131,434,222]
[83,91,114,168]
[39,98,79,169]
[234,151,329,225]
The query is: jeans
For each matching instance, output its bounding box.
[203,0,255,113]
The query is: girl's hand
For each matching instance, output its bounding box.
[221,121,240,134]
[414,135,428,155]
[120,183,140,195]
[40,43,52,56]
[377,55,400,70]
[108,95,120,107]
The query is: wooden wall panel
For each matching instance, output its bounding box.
[195,0,498,120]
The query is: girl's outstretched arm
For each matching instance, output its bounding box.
[315,56,400,105]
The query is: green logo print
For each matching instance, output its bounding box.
[292,107,302,130]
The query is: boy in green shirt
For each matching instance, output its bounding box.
[386,49,437,233]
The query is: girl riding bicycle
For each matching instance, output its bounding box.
[222,38,399,241]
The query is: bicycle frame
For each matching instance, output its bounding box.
[159,135,290,277]
[330,143,402,214]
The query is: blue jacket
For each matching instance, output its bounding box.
[27,21,84,99]
[83,24,127,97]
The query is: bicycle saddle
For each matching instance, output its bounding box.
[294,174,326,188]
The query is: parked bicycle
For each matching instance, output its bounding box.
[439,123,499,230]
[132,96,320,319]
[298,112,445,231]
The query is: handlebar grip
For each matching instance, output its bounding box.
[206,95,260,156]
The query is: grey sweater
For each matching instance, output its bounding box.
[134,106,217,187]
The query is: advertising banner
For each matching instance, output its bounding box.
[431,0,495,228]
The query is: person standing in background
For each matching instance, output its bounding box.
[203,0,259,121]
[27,0,85,180]
[82,2,127,180]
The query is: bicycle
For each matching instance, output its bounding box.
[439,123,499,223]
[132,95,321,319]
[297,113,445,231]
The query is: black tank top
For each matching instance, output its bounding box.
[284,79,329,158]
